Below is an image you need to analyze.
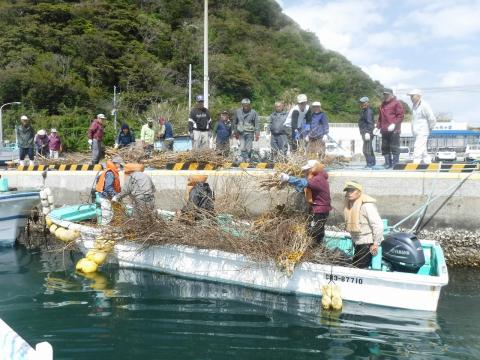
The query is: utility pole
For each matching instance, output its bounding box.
[203,0,209,108]
[188,64,192,113]
[113,86,117,131]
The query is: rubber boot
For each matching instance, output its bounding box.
[383,155,392,169]
[392,154,400,168]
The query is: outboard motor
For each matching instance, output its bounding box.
[382,232,425,273]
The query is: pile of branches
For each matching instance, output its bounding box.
[36,152,91,165]
[102,202,352,276]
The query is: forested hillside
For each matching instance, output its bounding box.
[0,0,383,149]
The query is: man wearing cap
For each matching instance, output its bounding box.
[188,95,212,150]
[284,94,310,152]
[34,129,49,157]
[267,101,288,159]
[407,89,436,164]
[358,97,376,168]
[16,115,35,166]
[279,160,332,244]
[377,89,404,168]
[140,118,156,155]
[95,157,123,225]
[305,101,329,157]
[212,110,232,156]
[88,113,106,165]
[48,128,62,159]
[343,181,383,268]
[233,98,260,162]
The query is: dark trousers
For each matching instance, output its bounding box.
[381,132,400,156]
[362,139,376,166]
[308,212,329,244]
[353,244,372,268]
[19,147,34,161]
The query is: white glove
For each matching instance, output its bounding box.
[322,134,328,142]
[88,139,93,146]
[305,135,309,142]
[114,143,119,149]
[111,195,119,203]
[387,123,395,132]
[373,128,381,136]
[279,173,290,183]
[364,133,370,141]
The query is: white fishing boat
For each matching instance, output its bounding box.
[0,189,40,246]
[48,205,449,312]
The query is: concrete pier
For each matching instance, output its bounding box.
[2,167,479,267]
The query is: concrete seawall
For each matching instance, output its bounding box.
[2,168,479,266]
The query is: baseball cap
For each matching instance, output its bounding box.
[382,89,393,95]
[311,101,321,107]
[343,181,363,192]
[301,159,320,171]
[407,89,422,96]
[20,115,28,121]
[97,114,106,119]
[111,156,124,165]
[37,129,46,136]
[221,110,229,114]
[51,128,57,133]
[297,94,308,103]
[359,96,369,103]
[196,95,204,102]
[241,98,251,104]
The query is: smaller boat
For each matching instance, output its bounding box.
[48,204,449,311]
[0,178,40,246]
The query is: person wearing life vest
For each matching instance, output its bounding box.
[343,181,384,268]
[95,157,122,225]
[113,163,156,212]
[279,159,331,244]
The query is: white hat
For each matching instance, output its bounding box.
[359,96,369,103]
[241,98,251,104]
[407,89,422,96]
[301,159,320,171]
[51,128,57,133]
[297,94,308,103]
[311,101,321,107]
[37,129,46,136]
[97,113,106,119]
[20,115,28,121]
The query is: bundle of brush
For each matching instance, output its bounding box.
[105,143,146,163]
[259,156,304,190]
[142,149,227,168]
[35,152,91,165]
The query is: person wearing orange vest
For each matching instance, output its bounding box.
[95,157,122,225]
[279,159,332,244]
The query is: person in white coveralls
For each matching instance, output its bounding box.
[407,89,436,164]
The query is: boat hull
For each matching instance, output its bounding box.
[75,236,448,312]
[0,191,40,246]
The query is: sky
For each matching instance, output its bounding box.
[274,0,480,126]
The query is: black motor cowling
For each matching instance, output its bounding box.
[382,232,425,273]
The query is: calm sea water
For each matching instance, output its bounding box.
[1,245,479,360]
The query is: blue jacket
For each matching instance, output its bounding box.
[163,122,174,140]
[116,126,135,147]
[99,171,117,199]
[308,112,329,139]
[214,121,232,143]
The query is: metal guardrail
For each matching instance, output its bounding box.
[0,318,53,360]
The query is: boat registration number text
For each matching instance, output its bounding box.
[325,274,363,284]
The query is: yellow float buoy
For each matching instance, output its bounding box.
[322,295,332,310]
[331,296,343,311]
[81,259,98,273]
[49,224,58,234]
[76,258,89,271]
[46,217,53,227]
[87,250,108,265]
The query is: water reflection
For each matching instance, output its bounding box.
[1,246,479,359]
